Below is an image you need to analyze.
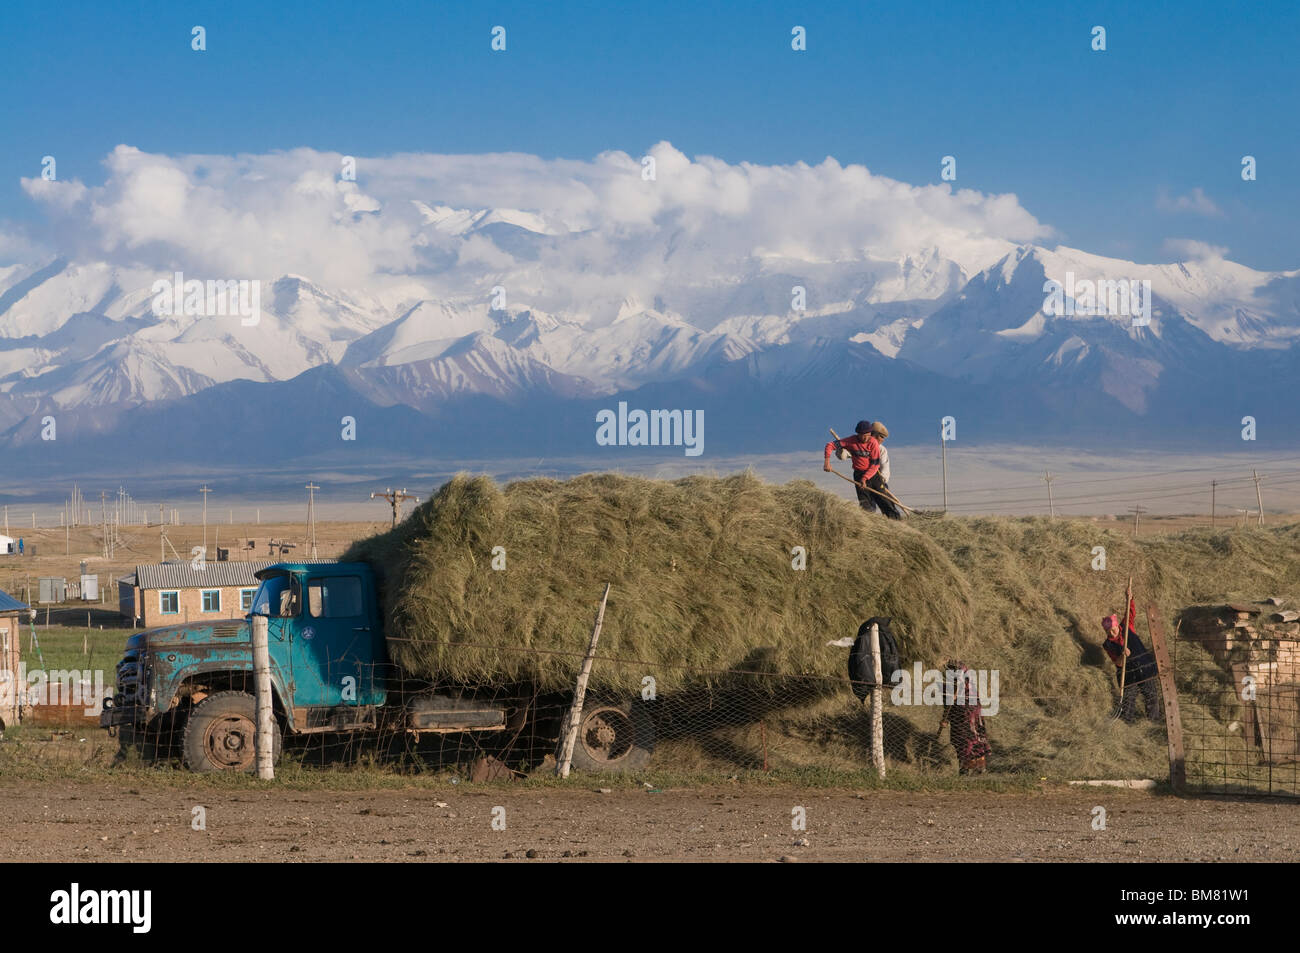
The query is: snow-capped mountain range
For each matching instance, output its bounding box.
[2,201,1298,465]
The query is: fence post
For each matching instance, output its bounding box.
[557,583,610,778]
[869,622,886,778]
[252,614,275,780]
[1146,606,1184,791]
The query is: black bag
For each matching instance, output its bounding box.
[848,616,901,700]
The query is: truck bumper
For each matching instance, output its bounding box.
[100,696,146,730]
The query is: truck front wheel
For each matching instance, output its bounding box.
[568,700,654,774]
[182,691,281,773]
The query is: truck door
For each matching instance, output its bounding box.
[291,573,386,708]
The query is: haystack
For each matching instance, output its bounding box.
[342,472,975,692]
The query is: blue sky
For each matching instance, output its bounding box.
[3,0,1296,270]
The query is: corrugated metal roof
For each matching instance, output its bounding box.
[133,560,338,590]
[135,561,276,590]
[0,589,29,612]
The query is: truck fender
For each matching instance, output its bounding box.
[159,660,297,731]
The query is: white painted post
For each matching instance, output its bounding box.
[869,622,886,778]
[556,583,610,778]
[252,614,275,780]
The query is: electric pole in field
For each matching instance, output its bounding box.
[1211,480,1216,528]
[1128,504,1148,537]
[1253,470,1265,527]
[940,422,948,512]
[1042,471,1056,518]
[371,488,418,527]
[305,482,320,559]
[100,491,110,558]
[199,485,212,558]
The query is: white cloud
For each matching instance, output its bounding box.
[1156,186,1223,218]
[1163,238,1229,260]
[18,141,1052,314]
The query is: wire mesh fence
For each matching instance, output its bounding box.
[104,629,1180,782]
[1175,606,1300,797]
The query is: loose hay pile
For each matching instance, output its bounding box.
[344,471,1300,780]
[343,472,975,693]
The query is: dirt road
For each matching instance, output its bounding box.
[1,779,1295,862]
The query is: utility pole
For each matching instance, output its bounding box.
[1252,470,1265,527]
[305,482,319,559]
[159,504,166,562]
[1128,505,1148,537]
[1042,470,1056,518]
[940,422,948,513]
[100,491,109,558]
[199,485,212,558]
[371,488,418,527]
[1210,480,1216,529]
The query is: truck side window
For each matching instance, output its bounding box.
[307,576,364,618]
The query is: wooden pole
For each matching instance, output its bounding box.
[1253,470,1264,527]
[1118,575,1133,704]
[252,614,275,780]
[869,622,886,778]
[1210,480,1216,528]
[1146,608,1185,790]
[557,583,611,778]
[1043,470,1056,518]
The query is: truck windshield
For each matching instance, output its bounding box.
[250,575,297,617]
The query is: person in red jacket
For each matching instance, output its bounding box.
[824,420,900,518]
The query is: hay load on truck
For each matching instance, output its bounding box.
[99,560,651,773]
[101,472,956,774]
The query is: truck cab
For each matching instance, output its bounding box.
[102,562,390,771]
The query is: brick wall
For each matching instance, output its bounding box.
[138,585,256,628]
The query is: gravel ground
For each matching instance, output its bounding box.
[1,779,1296,862]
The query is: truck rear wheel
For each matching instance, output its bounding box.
[568,700,654,774]
[183,691,281,773]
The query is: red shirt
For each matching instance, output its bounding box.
[825,434,881,481]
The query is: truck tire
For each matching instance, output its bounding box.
[182,691,281,773]
[567,700,655,774]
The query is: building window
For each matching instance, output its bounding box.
[202,590,221,613]
[240,588,257,611]
[160,591,179,614]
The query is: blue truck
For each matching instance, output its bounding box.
[101,561,654,774]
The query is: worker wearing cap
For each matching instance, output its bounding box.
[867,422,901,520]
[1102,599,1161,723]
[824,421,887,514]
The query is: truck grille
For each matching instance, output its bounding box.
[116,651,143,704]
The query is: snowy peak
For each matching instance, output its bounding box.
[413,202,559,236]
